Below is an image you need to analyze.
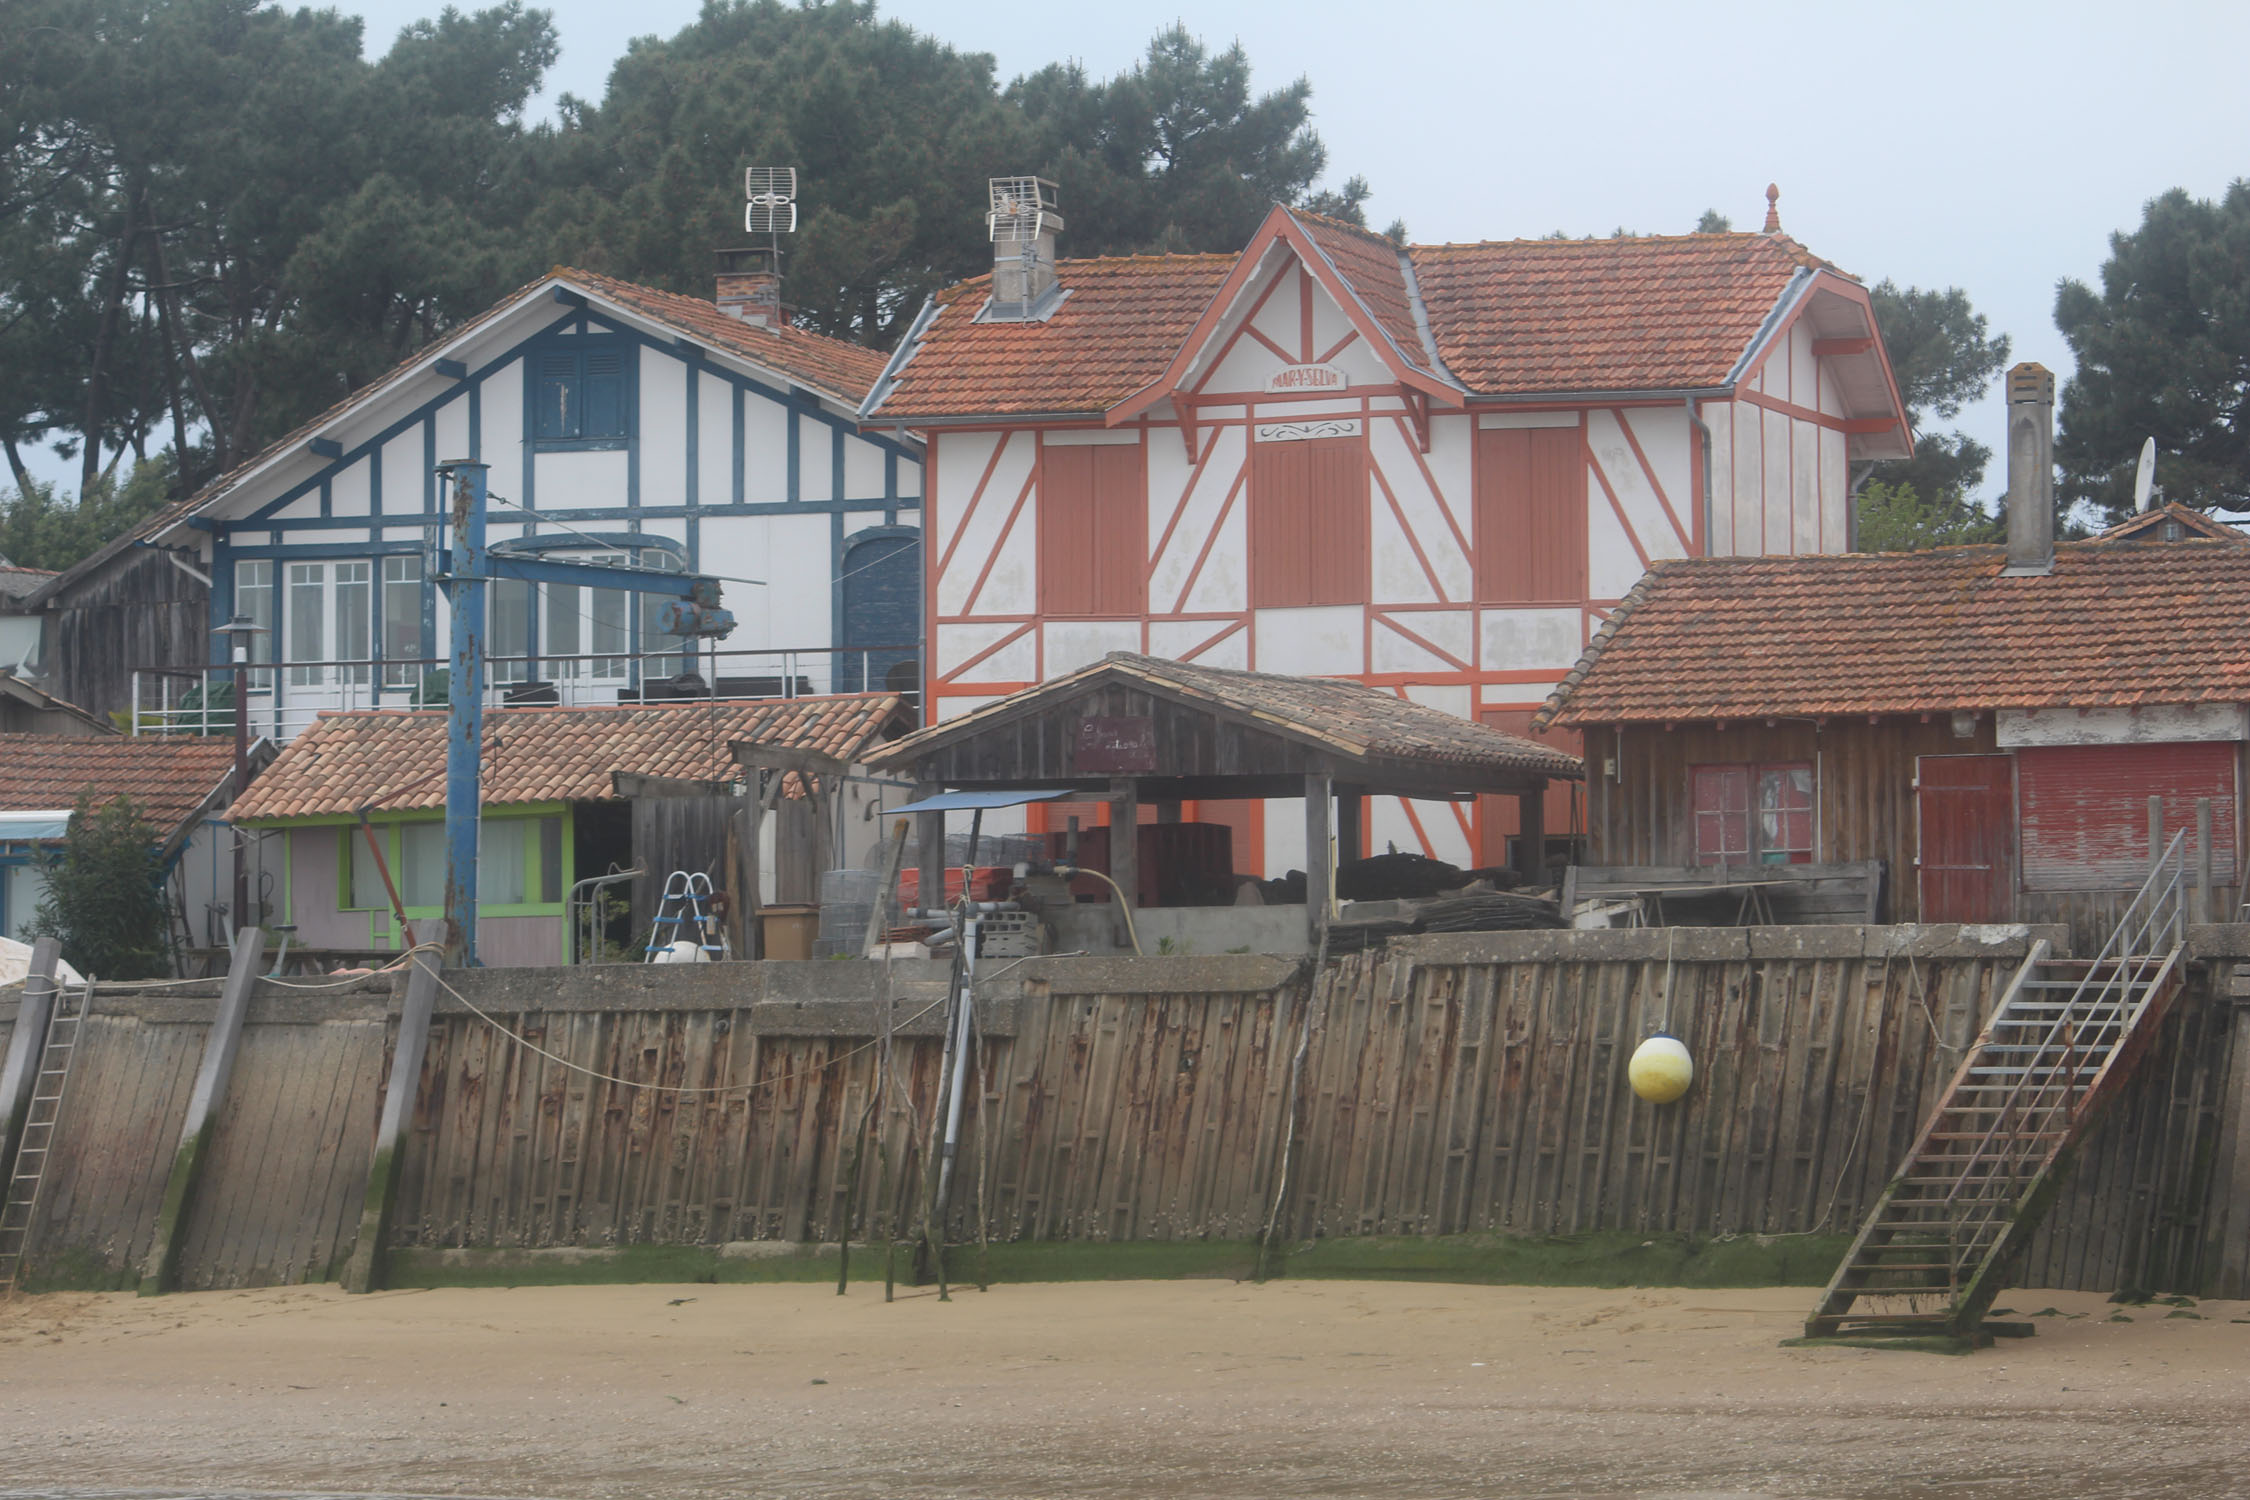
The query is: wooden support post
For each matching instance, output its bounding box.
[1304,771,1333,948]
[863,818,911,956]
[913,782,944,920]
[1110,778,1140,947]
[1516,788,1547,885]
[140,926,265,1296]
[0,938,60,1187]
[341,956,441,1293]
[1157,801,1182,824]
[2197,798,2214,926]
[734,805,762,959]
[1336,785,1363,868]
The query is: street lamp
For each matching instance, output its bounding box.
[212,614,266,937]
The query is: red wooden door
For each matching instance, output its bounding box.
[1917,754,2016,922]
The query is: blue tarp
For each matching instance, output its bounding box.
[885,789,1076,816]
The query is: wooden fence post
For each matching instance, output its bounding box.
[0,938,61,1187]
[139,927,264,1296]
[342,956,440,1293]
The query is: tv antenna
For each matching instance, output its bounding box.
[745,166,797,259]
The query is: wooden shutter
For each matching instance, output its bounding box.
[2018,742,2239,891]
[1917,753,2016,922]
[535,352,580,440]
[582,349,627,437]
[1250,437,1368,608]
[1475,426,1586,603]
[1041,443,1146,617]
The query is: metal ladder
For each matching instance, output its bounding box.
[0,976,93,1294]
[1805,831,2191,1344]
[645,871,728,962]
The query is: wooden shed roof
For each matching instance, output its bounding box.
[868,653,1580,797]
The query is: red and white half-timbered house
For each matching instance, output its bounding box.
[860,194,1911,874]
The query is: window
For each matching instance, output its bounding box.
[3,862,50,942]
[1248,436,1368,608]
[1693,762,1814,865]
[533,344,630,444]
[344,825,389,912]
[1475,425,1586,603]
[334,560,371,685]
[546,552,629,680]
[1039,443,1145,616]
[638,549,687,676]
[490,578,532,684]
[381,816,562,911]
[287,563,325,685]
[235,560,274,689]
[382,555,424,689]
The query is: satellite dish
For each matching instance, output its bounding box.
[2133,436,2157,513]
[744,167,797,236]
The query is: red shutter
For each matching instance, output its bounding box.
[1039,445,1095,615]
[1917,753,2016,922]
[1692,765,1751,864]
[2018,742,2239,891]
[1088,444,1145,616]
[1250,437,1367,608]
[1475,426,1586,603]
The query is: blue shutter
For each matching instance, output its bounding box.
[536,353,580,439]
[582,349,627,438]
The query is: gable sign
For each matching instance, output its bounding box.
[1265,364,1349,394]
[1074,716,1157,774]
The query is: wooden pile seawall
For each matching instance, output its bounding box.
[4,925,2245,1296]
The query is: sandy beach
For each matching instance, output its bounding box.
[2,1279,2246,1499]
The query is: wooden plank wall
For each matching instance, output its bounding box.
[377,929,2214,1288]
[12,935,2243,1298]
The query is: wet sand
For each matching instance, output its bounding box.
[2,1280,2246,1499]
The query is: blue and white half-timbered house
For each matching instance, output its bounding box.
[53,265,921,740]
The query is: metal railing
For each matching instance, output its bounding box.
[128,642,920,744]
[1932,828,2189,1283]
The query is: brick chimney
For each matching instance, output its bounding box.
[716,247,783,331]
[2002,362,2056,576]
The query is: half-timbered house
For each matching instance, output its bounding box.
[860,189,1910,876]
[19,265,923,739]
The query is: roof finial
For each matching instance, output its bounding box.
[1763,183,1781,233]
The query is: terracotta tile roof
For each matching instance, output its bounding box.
[870,652,1581,781]
[557,267,890,404]
[1410,232,1824,395]
[1540,541,2250,728]
[1292,212,1441,380]
[866,224,1839,421]
[232,695,906,822]
[0,734,239,832]
[860,254,1238,419]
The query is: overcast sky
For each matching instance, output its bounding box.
[40,0,2250,503]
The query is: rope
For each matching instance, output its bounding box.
[411,952,960,1097]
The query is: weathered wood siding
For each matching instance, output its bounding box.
[42,544,209,724]
[1584,720,2245,947]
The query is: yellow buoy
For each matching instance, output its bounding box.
[1628,1033,1693,1104]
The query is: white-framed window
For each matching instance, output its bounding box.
[334,560,371,685]
[382,554,424,689]
[545,552,629,681]
[490,578,532,685]
[639,549,687,677]
[287,562,325,686]
[234,559,275,690]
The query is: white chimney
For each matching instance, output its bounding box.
[2002,362,2056,576]
[987,176,1064,319]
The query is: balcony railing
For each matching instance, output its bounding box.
[129,643,920,743]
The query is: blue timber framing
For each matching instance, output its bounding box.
[197,293,920,709]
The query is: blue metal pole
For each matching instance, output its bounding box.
[442,461,487,966]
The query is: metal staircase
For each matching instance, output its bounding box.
[1805,831,2191,1345]
[0,976,92,1294]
